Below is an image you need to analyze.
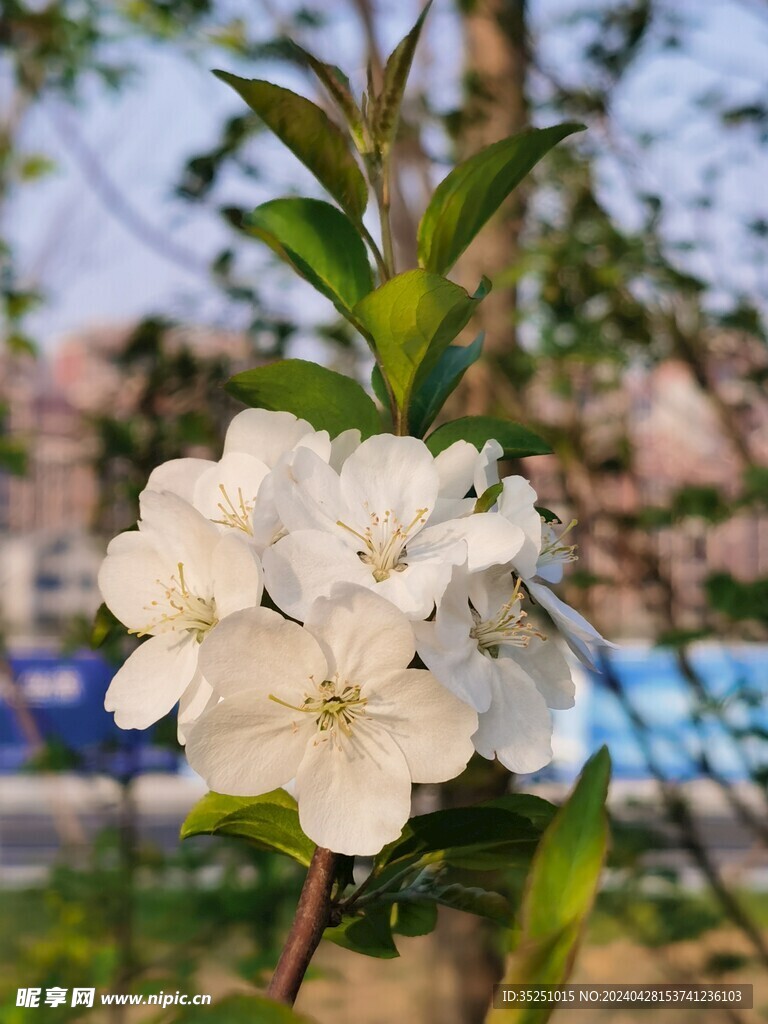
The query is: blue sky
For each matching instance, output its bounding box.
[5,0,768,350]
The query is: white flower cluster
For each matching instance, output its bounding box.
[99,410,611,855]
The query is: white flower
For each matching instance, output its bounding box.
[526,578,616,670]
[186,584,478,855]
[263,434,525,621]
[98,490,263,738]
[146,408,360,554]
[414,565,576,774]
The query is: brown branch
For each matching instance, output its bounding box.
[267,846,338,1006]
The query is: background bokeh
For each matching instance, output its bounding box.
[1,1,767,1021]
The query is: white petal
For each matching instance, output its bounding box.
[473,440,503,495]
[304,583,415,681]
[138,490,220,596]
[473,662,553,774]
[505,636,575,710]
[425,513,524,572]
[223,408,315,466]
[368,668,477,783]
[177,671,216,744]
[413,620,495,712]
[339,434,439,528]
[198,607,327,700]
[105,632,199,730]
[98,531,171,632]
[527,581,616,669]
[193,452,270,528]
[263,531,371,621]
[211,534,263,619]
[370,559,455,620]
[146,458,213,502]
[329,428,362,471]
[186,691,312,795]
[273,447,346,534]
[295,723,412,855]
[434,441,478,498]
[498,476,542,579]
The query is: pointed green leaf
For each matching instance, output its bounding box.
[373,0,432,153]
[289,43,365,149]
[426,883,511,924]
[226,359,381,439]
[474,482,503,513]
[488,749,611,1024]
[214,71,368,222]
[370,364,390,408]
[325,905,399,959]
[241,198,373,315]
[408,334,484,437]
[180,789,315,867]
[418,123,585,274]
[354,270,481,414]
[377,806,541,872]
[425,416,552,459]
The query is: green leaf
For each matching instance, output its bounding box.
[425,416,552,459]
[370,364,390,408]
[425,883,511,924]
[169,994,318,1023]
[241,198,373,315]
[372,0,432,153]
[214,71,368,222]
[289,43,365,150]
[0,437,27,475]
[482,793,558,831]
[488,748,611,1024]
[226,359,381,439]
[474,482,503,514]
[408,334,484,437]
[180,790,316,867]
[391,899,438,937]
[325,905,399,959]
[418,123,585,274]
[536,506,561,524]
[377,806,541,872]
[354,270,480,414]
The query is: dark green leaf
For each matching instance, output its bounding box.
[214,71,368,222]
[169,994,318,1023]
[0,437,27,475]
[425,882,511,924]
[474,482,503,513]
[418,123,585,274]
[391,899,438,937]
[370,364,390,408]
[377,806,541,871]
[536,506,561,524]
[354,270,480,413]
[372,1,432,153]
[241,198,373,315]
[408,334,484,437]
[180,790,315,867]
[482,793,558,831]
[226,359,381,439]
[490,749,611,1023]
[425,416,552,459]
[325,905,399,959]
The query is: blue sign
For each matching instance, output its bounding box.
[0,650,179,775]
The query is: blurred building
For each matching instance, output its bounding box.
[0,323,252,643]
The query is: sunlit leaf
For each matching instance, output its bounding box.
[372,1,432,153]
[180,790,315,867]
[214,71,368,222]
[425,416,552,459]
[226,359,381,439]
[418,124,585,274]
[241,198,373,315]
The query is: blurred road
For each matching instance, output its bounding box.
[1,774,768,888]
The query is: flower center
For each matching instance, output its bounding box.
[211,484,255,535]
[469,579,544,658]
[131,562,218,641]
[336,506,429,582]
[538,518,578,572]
[269,676,368,745]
